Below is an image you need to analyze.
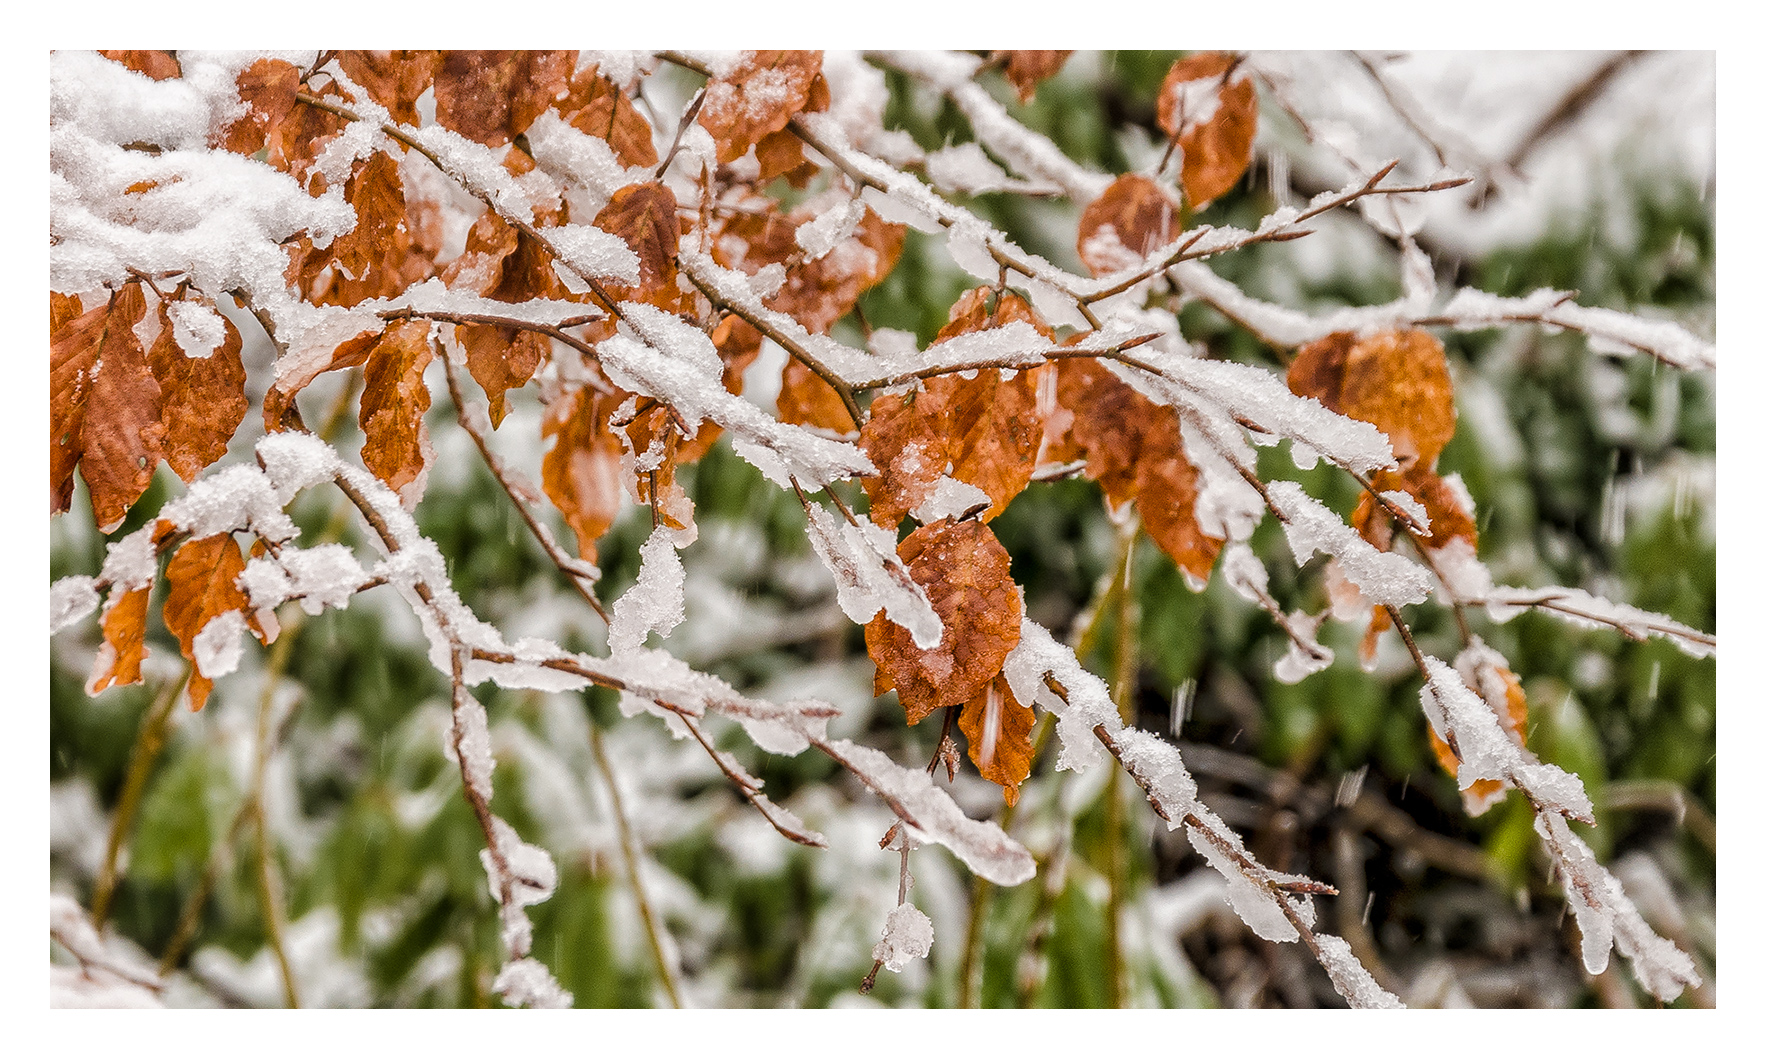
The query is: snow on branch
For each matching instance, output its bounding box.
[1480,584,1714,659]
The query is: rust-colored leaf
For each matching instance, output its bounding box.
[262,328,378,433]
[432,50,575,147]
[88,585,151,695]
[541,387,624,562]
[268,82,350,186]
[52,299,104,514]
[1353,466,1477,553]
[52,292,83,336]
[460,325,547,428]
[958,673,1037,805]
[1288,329,1457,470]
[559,67,658,168]
[861,290,1053,528]
[776,358,856,434]
[78,283,166,532]
[336,51,435,127]
[148,298,247,482]
[221,58,299,156]
[593,181,680,302]
[995,51,1071,104]
[698,51,823,164]
[1156,52,1257,208]
[358,319,434,501]
[770,205,905,334]
[1076,173,1181,276]
[162,534,255,712]
[865,518,1023,723]
[100,51,181,81]
[754,128,808,183]
[322,150,416,306]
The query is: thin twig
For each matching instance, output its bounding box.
[589,721,685,1008]
[90,667,189,928]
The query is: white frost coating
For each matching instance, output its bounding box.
[1439,288,1714,371]
[1380,490,1430,533]
[1482,585,1714,659]
[1268,482,1430,606]
[524,111,651,205]
[801,504,941,648]
[825,738,1034,885]
[1111,728,1199,826]
[98,523,161,591]
[1180,415,1265,543]
[256,431,343,503]
[924,143,1014,195]
[448,690,497,803]
[192,611,247,679]
[872,903,934,972]
[51,577,102,634]
[1419,657,1593,821]
[1429,537,1493,602]
[1187,816,1302,942]
[1315,934,1404,1009]
[546,222,641,286]
[1220,542,1269,601]
[795,198,867,262]
[1002,618,1115,772]
[493,957,573,1009]
[602,305,728,431]
[911,477,992,525]
[159,463,298,544]
[280,544,373,615]
[608,526,689,656]
[166,299,227,359]
[402,122,536,223]
[1273,611,1333,685]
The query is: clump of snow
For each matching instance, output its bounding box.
[1272,611,1333,684]
[97,523,161,591]
[166,299,227,359]
[795,198,867,262]
[910,476,992,525]
[872,903,934,972]
[801,504,941,648]
[1380,490,1430,533]
[192,611,247,679]
[1314,934,1404,1009]
[493,957,572,1009]
[51,577,101,634]
[1111,728,1199,825]
[547,222,641,286]
[1187,812,1306,943]
[1002,618,1114,773]
[608,526,690,656]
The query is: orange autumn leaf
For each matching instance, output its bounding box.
[1156,52,1257,208]
[697,51,823,164]
[560,66,658,168]
[268,81,350,186]
[459,326,548,429]
[541,387,625,562]
[87,585,152,695]
[55,283,166,532]
[358,319,435,501]
[865,518,1023,723]
[770,205,905,334]
[754,128,809,184]
[147,297,248,483]
[777,357,856,434]
[1288,329,1457,471]
[995,51,1072,104]
[221,58,300,157]
[162,534,257,712]
[1076,173,1181,277]
[100,50,181,81]
[336,51,436,127]
[1352,466,1478,554]
[593,181,681,304]
[321,150,417,306]
[432,50,575,148]
[958,674,1037,805]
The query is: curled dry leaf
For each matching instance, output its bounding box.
[148,298,248,483]
[432,50,576,148]
[1156,52,1257,208]
[1353,466,1477,553]
[994,51,1072,104]
[559,66,658,168]
[162,533,261,712]
[314,150,418,306]
[337,51,437,127]
[697,51,823,164]
[358,319,435,501]
[542,387,624,562]
[1288,329,1457,471]
[88,585,152,695]
[958,674,1037,805]
[866,518,1024,723]
[1076,173,1182,277]
[860,290,1053,527]
[99,50,182,81]
[52,282,165,531]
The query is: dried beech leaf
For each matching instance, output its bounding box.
[358,319,434,500]
[432,50,575,148]
[776,358,855,434]
[1076,173,1181,277]
[100,50,181,81]
[88,585,151,695]
[995,51,1072,104]
[263,328,378,433]
[148,299,248,482]
[337,51,436,127]
[865,518,1023,723]
[1353,466,1477,552]
[542,387,624,562]
[52,299,104,513]
[162,534,255,712]
[698,51,823,164]
[770,205,904,334]
[958,674,1037,805]
[78,283,165,532]
[1156,53,1257,208]
[754,128,808,183]
[321,150,416,305]
[1289,329,1457,470]
[268,82,350,185]
[460,325,547,428]
[222,58,300,156]
[594,182,680,302]
[560,67,658,168]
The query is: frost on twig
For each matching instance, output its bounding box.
[1482,584,1715,659]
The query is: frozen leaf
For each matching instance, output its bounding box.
[148,297,247,483]
[866,518,1023,723]
[593,181,680,304]
[336,51,436,127]
[62,283,165,532]
[221,58,299,157]
[1289,330,1457,471]
[957,674,1036,805]
[802,503,941,648]
[777,358,856,434]
[698,51,823,164]
[541,387,623,562]
[1425,640,1530,814]
[99,50,180,81]
[162,534,259,711]
[559,65,657,168]
[326,150,417,305]
[432,50,575,148]
[1076,173,1180,277]
[358,319,435,503]
[995,51,1071,104]
[1156,52,1257,208]
[773,205,905,334]
[87,586,151,695]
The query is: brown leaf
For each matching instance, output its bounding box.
[88,585,151,695]
[776,358,855,434]
[754,128,808,183]
[460,325,547,428]
[262,328,378,433]
[432,50,576,147]
[162,534,256,711]
[148,297,248,482]
[100,51,181,81]
[593,181,680,303]
[995,51,1071,104]
[1156,53,1257,208]
[221,58,299,156]
[698,51,823,164]
[559,67,658,168]
[541,387,624,561]
[958,673,1037,805]
[1353,466,1477,553]
[52,292,83,335]
[324,150,416,305]
[1076,173,1181,277]
[1288,329,1457,470]
[358,319,434,500]
[770,205,905,334]
[77,283,166,532]
[336,51,436,127]
[865,518,1023,723]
